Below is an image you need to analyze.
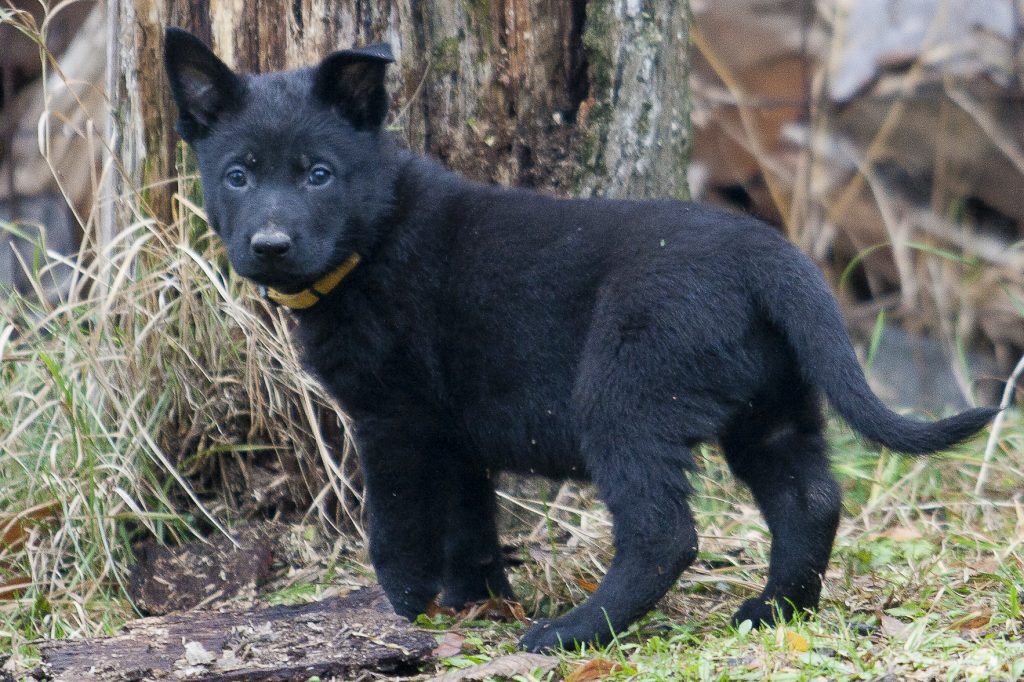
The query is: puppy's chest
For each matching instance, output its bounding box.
[294,298,585,477]
[460,396,582,477]
[443,339,584,477]
[295,302,442,415]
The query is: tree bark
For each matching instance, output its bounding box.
[109,0,691,222]
[38,587,435,681]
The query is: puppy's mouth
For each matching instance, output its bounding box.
[239,265,320,294]
[242,256,357,296]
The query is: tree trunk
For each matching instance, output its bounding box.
[109,0,691,223]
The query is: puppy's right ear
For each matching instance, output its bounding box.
[163,27,246,141]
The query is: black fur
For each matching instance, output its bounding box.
[163,29,998,651]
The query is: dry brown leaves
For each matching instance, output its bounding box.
[0,500,62,600]
[565,658,623,681]
[427,598,531,624]
[432,632,467,658]
[427,653,560,682]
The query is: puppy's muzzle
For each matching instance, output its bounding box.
[250,229,292,258]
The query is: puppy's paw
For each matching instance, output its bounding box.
[440,580,517,611]
[519,614,612,652]
[519,619,560,652]
[382,585,440,622]
[731,597,794,629]
[521,618,591,652]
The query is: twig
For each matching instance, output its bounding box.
[945,84,1024,177]
[690,26,795,238]
[824,0,951,226]
[974,353,1024,496]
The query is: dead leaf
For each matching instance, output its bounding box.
[875,610,911,639]
[0,575,32,600]
[565,658,622,681]
[456,598,529,624]
[428,653,559,682]
[432,632,466,658]
[878,526,923,542]
[574,577,599,594]
[783,630,810,652]
[1,500,62,552]
[970,557,1001,575]
[952,609,992,632]
[426,600,457,618]
[496,599,529,624]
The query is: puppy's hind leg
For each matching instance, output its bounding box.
[721,383,841,627]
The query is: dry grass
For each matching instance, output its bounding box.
[0,4,360,657]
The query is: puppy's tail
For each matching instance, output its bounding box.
[754,244,997,455]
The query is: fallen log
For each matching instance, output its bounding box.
[36,587,436,681]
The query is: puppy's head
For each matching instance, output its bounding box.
[163,28,396,292]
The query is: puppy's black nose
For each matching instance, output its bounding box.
[250,230,292,258]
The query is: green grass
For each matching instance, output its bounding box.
[8,414,1010,678]
[224,414,1024,681]
[420,417,1024,681]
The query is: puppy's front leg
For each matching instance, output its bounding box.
[355,416,447,619]
[442,464,515,609]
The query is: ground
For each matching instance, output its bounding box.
[2,415,1022,681]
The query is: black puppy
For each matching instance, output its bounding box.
[163,29,996,651]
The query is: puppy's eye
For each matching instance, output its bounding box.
[225,168,248,188]
[308,165,333,187]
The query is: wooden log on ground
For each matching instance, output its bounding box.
[37,587,436,681]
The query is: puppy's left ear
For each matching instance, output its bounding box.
[313,43,395,130]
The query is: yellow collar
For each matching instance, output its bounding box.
[264,253,361,309]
